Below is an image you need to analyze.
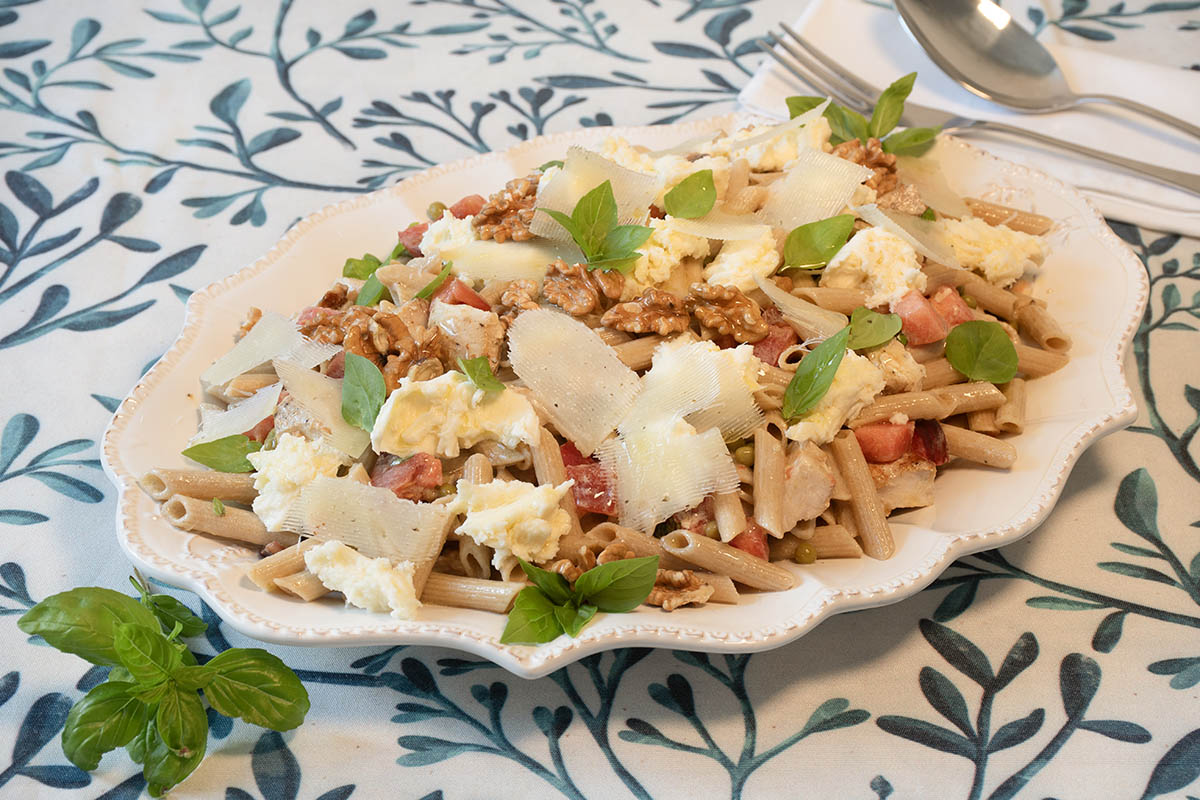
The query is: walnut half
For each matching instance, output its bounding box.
[645,569,715,611]
[601,287,690,336]
[686,283,768,343]
[543,259,624,316]
[831,137,898,195]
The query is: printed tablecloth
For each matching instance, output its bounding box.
[1,1,1198,797]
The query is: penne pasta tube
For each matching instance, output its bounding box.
[531,427,588,560]
[712,491,747,543]
[752,422,786,537]
[471,440,530,468]
[1015,343,1069,377]
[754,385,784,412]
[757,364,794,388]
[454,454,495,580]
[931,382,1007,415]
[791,286,870,315]
[597,522,694,571]
[920,358,966,389]
[496,554,523,583]
[661,530,795,591]
[1015,302,1071,353]
[964,198,1054,236]
[809,525,863,559]
[995,378,1027,435]
[921,261,970,293]
[849,390,958,427]
[209,373,280,403]
[247,539,321,592]
[611,335,666,370]
[943,424,1018,468]
[463,452,494,485]
[830,432,894,560]
[692,572,739,604]
[274,570,329,601]
[162,494,294,548]
[139,469,257,504]
[967,409,999,434]
[959,274,1021,320]
[593,327,632,347]
[421,573,524,613]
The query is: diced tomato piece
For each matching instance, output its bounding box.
[854,421,915,463]
[324,350,346,379]
[432,278,491,311]
[910,419,949,465]
[729,520,770,561]
[559,442,589,467]
[449,194,486,219]
[243,415,275,443]
[928,286,975,327]
[753,308,799,367]
[396,222,428,258]
[370,452,443,501]
[895,289,949,345]
[565,463,618,516]
[296,305,341,328]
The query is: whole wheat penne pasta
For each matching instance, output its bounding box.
[712,491,747,543]
[496,553,523,582]
[1016,343,1069,377]
[752,422,786,537]
[830,432,894,560]
[943,424,1018,468]
[421,573,524,613]
[967,409,999,434]
[849,390,957,427]
[599,523,693,571]
[210,373,279,403]
[1015,302,1071,353]
[661,530,795,590]
[472,440,530,468]
[822,444,852,501]
[532,427,587,560]
[611,335,666,370]
[758,364,793,388]
[463,452,494,485]
[792,287,870,314]
[274,570,329,601]
[964,198,1053,235]
[753,385,784,411]
[247,539,321,592]
[932,382,1006,415]
[921,358,966,389]
[593,327,631,347]
[162,494,294,547]
[922,261,970,293]
[959,274,1021,320]
[995,378,1027,434]
[692,572,738,604]
[454,454,495,580]
[139,469,257,504]
[810,524,863,559]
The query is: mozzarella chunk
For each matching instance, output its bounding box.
[304,540,419,619]
[821,227,926,310]
[247,433,344,531]
[446,478,573,569]
[785,350,885,446]
[701,116,833,170]
[428,299,505,370]
[599,135,656,173]
[939,217,1045,287]
[419,210,477,259]
[866,339,926,393]
[631,216,712,288]
[371,370,539,458]
[703,227,780,293]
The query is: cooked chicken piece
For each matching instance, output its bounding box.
[868,453,935,513]
[781,441,835,529]
[428,299,505,371]
[375,256,440,304]
[867,339,926,394]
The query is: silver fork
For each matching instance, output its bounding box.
[758,25,1200,196]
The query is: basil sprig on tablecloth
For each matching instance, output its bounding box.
[18,577,309,796]
[847,306,903,351]
[501,556,659,644]
[341,351,387,431]
[782,326,850,421]
[538,180,653,273]
[663,169,716,219]
[457,356,504,393]
[785,72,940,156]
[782,214,855,270]
[945,320,1019,383]
[180,434,261,473]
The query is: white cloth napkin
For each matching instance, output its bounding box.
[739,0,1200,235]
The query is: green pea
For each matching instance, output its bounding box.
[427,201,448,221]
[703,521,720,539]
[733,444,755,466]
[793,541,816,564]
[436,482,455,498]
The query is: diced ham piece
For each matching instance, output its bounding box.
[854,421,915,463]
[449,194,486,219]
[895,289,949,345]
[396,223,429,258]
[296,305,341,328]
[324,350,346,379]
[753,307,798,367]
[243,415,275,443]
[370,452,443,501]
[729,520,770,561]
[909,419,949,466]
[566,463,618,516]
[432,278,491,311]
[928,286,975,327]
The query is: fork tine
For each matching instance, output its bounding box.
[766,31,875,112]
[779,23,880,102]
[757,34,869,114]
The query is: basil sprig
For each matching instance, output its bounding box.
[457,356,504,393]
[786,72,940,156]
[663,169,716,219]
[500,556,659,644]
[354,272,389,307]
[18,579,309,796]
[538,180,653,274]
[181,435,261,473]
[538,159,564,172]
[414,261,453,300]
[944,320,1018,383]
[782,326,851,421]
[341,352,387,432]
[781,214,855,270]
[847,306,903,351]
[342,252,381,280]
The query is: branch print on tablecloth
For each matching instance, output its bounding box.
[225,731,355,800]
[0,676,90,793]
[1025,0,1200,43]
[0,413,103,525]
[876,620,1150,800]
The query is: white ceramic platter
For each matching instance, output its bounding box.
[102,114,1146,678]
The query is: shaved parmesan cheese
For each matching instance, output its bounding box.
[283,476,454,563]
[530,146,658,242]
[437,239,582,286]
[201,312,340,387]
[670,211,772,241]
[507,309,641,455]
[856,204,960,267]
[686,344,764,441]
[895,156,970,218]
[730,99,829,152]
[754,274,847,339]
[273,359,370,459]
[648,131,725,158]
[191,382,281,445]
[621,338,720,434]
[757,149,874,230]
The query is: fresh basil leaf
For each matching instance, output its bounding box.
[944,320,1018,383]
[782,326,851,420]
[457,356,504,394]
[847,306,903,351]
[920,206,937,221]
[386,239,409,263]
[180,434,260,473]
[141,717,206,798]
[171,665,215,691]
[211,498,225,516]
[586,254,641,274]
[825,103,869,145]
[61,681,149,771]
[354,271,389,306]
[18,587,161,666]
[341,352,387,432]
[538,207,585,251]
[500,586,564,644]
[663,169,716,219]
[882,126,940,156]
[204,648,310,730]
[554,603,597,637]
[538,159,564,172]
[146,595,207,638]
[601,224,654,259]
[414,260,452,300]
[870,72,915,139]
[114,623,180,686]
[341,252,381,280]
[155,682,206,756]
[786,95,826,119]
[782,214,855,270]
[572,180,620,258]
[108,666,134,684]
[517,558,572,605]
[573,556,659,613]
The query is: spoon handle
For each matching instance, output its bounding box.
[963,121,1200,196]
[1075,94,1200,141]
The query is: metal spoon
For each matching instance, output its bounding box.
[893,0,1200,140]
